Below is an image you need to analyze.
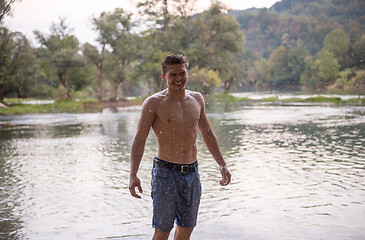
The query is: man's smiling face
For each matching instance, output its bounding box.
[162,64,188,91]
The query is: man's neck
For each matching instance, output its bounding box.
[166,88,186,99]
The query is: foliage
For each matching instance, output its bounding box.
[324,28,349,68]
[324,28,348,57]
[191,2,245,93]
[82,43,106,100]
[33,17,88,99]
[300,49,340,89]
[1,0,365,105]
[92,8,140,100]
[187,67,220,95]
[267,46,308,88]
[0,0,20,23]
[0,27,34,102]
[349,34,365,69]
[233,0,364,58]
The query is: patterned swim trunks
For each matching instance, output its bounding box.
[151,157,202,232]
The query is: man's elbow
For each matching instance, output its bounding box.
[201,128,216,140]
[132,135,147,148]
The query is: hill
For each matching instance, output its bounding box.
[230,0,364,58]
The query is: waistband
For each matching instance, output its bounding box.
[153,157,198,174]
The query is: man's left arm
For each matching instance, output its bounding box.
[197,94,231,186]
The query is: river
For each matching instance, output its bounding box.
[0,95,364,239]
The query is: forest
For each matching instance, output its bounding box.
[0,0,364,103]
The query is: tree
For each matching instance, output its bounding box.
[246,58,270,88]
[192,2,245,93]
[267,46,307,88]
[0,0,21,24]
[300,49,340,89]
[323,28,349,68]
[137,0,170,51]
[93,8,140,100]
[82,43,106,100]
[135,41,168,94]
[0,27,33,102]
[349,34,365,69]
[188,67,220,95]
[137,0,198,52]
[34,17,84,98]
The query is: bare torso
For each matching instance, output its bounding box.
[150,89,203,164]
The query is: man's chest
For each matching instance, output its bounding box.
[156,100,201,127]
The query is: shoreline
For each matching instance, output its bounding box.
[0,94,364,115]
[0,98,143,115]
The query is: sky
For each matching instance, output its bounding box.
[4,0,279,46]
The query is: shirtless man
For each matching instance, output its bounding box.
[129,54,231,240]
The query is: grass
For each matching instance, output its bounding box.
[1,94,364,115]
[260,95,363,104]
[206,93,249,103]
[208,94,364,105]
[0,99,102,115]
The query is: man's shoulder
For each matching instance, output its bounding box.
[142,90,166,107]
[186,90,204,104]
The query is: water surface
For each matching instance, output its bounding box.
[0,101,364,239]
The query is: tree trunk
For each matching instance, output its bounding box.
[224,77,234,94]
[155,78,165,92]
[147,77,152,95]
[0,87,5,103]
[124,81,130,97]
[57,72,70,99]
[96,66,103,100]
[96,44,105,101]
[16,87,23,99]
[111,78,123,100]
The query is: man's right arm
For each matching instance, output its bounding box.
[129,97,156,198]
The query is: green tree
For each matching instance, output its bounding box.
[300,49,340,89]
[0,27,33,102]
[349,34,365,69]
[137,0,198,52]
[137,0,170,51]
[188,67,220,95]
[34,17,85,98]
[82,43,106,100]
[135,43,168,94]
[267,46,307,88]
[246,58,270,88]
[192,2,245,93]
[93,8,140,100]
[323,28,349,68]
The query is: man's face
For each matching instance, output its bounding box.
[162,64,188,91]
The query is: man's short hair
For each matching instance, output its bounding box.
[161,54,189,75]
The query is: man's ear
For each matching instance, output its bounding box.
[162,73,166,82]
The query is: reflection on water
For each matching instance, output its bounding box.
[0,102,364,239]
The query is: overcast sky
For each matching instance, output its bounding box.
[4,0,279,45]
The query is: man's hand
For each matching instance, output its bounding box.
[219,166,231,186]
[129,175,143,199]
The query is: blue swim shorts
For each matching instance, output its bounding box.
[151,157,202,232]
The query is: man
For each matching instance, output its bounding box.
[129,53,231,240]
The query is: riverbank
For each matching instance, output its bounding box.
[0,94,364,115]
[0,98,143,115]
[206,93,365,105]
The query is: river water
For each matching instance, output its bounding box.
[0,97,364,240]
